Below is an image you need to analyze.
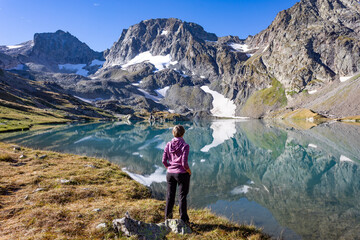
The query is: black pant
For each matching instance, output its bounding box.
[165,172,190,222]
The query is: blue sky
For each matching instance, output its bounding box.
[0,0,299,51]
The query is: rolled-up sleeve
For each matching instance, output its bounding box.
[162,143,170,168]
[181,144,190,170]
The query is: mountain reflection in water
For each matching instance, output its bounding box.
[1,120,359,240]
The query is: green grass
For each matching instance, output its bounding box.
[0,104,69,132]
[241,78,287,116]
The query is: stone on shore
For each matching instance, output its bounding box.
[113,212,192,239]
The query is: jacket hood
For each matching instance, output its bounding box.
[169,137,185,153]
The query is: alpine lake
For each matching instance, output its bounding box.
[1,119,359,240]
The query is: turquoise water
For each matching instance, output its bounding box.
[1,120,360,240]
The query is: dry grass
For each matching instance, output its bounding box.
[0,142,269,240]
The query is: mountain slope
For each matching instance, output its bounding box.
[0,69,112,131]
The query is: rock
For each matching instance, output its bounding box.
[10,162,26,167]
[93,208,101,212]
[60,179,70,184]
[34,188,45,192]
[113,212,170,240]
[19,154,26,159]
[84,164,96,168]
[38,154,47,159]
[13,146,21,151]
[113,212,192,239]
[96,223,107,229]
[24,195,29,200]
[165,219,192,235]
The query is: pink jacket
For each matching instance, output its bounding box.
[162,137,190,173]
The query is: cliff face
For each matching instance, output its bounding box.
[29,30,103,65]
[247,0,360,88]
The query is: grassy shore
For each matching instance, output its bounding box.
[0,142,269,240]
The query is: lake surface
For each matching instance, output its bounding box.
[1,120,360,240]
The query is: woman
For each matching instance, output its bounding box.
[162,125,191,224]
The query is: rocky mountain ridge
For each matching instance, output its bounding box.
[0,30,104,74]
[1,0,360,120]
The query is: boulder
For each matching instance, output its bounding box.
[113,212,192,239]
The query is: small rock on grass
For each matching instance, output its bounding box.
[38,155,47,159]
[96,223,107,229]
[84,164,96,168]
[34,188,45,192]
[93,208,102,212]
[13,146,21,151]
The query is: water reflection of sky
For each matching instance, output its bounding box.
[1,120,360,240]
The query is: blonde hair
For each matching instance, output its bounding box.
[172,125,185,137]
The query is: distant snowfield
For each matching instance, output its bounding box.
[154,86,169,98]
[6,45,23,49]
[90,59,105,66]
[132,85,169,103]
[200,86,236,118]
[201,120,237,152]
[340,75,355,82]
[122,166,166,186]
[121,51,178,71]
[229,43,251,52]
[58,63,88,76]
[137,89,162,102]
[340,155,354,163]
[74,96,103,103]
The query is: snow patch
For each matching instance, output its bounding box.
[200,75,206,79]
[231,185,251,195]
[6,45,23,49]
[90,59,105,66]
[161,30,168,35]
[154,86,170,98]
[121,51,178,71]
[340,155,354,163]
[263,45,269,52]
[308,90,317,94]
[74,96,102,103]
[58,63,88,76]
[229,43,251,52]
[168,109,175,113]
[200,86,236,118]
[308,144,318,148]
[122,166,166,186]
[200,159,206,163]
[137,89,162,103]
[340,75,354,82]
[201,120,236,152]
